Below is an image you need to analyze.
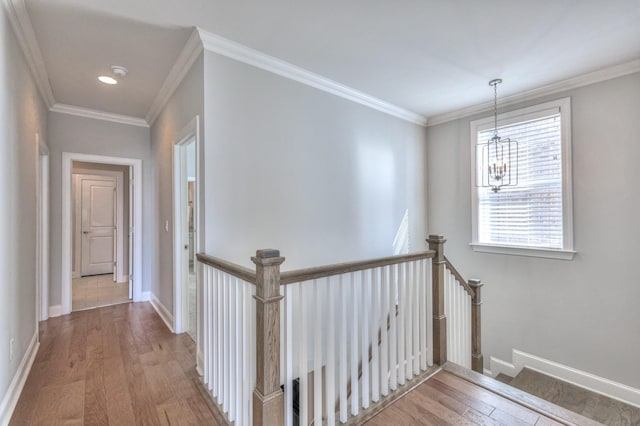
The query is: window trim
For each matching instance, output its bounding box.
[469,97,575,260]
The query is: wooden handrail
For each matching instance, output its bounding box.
[443,256,475,299]
[280,251,435,285]
[196,253,257,284]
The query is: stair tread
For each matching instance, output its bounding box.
[495,373,514,384]
[509,368,640,425]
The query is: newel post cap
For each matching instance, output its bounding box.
[427,234,447,244]
[251,249,285,266]
[468,279,483,288]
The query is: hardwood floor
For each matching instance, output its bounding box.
[366,369,590,426]
[10,302,223,425]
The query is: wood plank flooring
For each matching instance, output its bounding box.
[10,302,222,426]
[509,368,640,426]
[366,369,587,426]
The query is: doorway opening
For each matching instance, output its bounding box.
[61,153,143,315]
[71,161,130,311]
[173,116,200,339]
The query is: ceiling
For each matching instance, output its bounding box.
[24,0,640,122]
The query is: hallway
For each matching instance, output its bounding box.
[10,302,222,425]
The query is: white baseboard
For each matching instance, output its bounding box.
[490,349,640,408]
[197,351,204,377]
[48,305,62,318]
[0,331,39,426]
[149,293,174,333]
[487,355,518,378]
[139,291,151,301]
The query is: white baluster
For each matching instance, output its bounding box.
[371,268,380,403]
[313,280,323,426]
[418,260,427,371]
[325,277,336,426]
[339,275,348,423]
[202,266,208,386]
[458,281,463,366]
[466,292,471,369]
[388,264,398,390]
[298,283,308,426]
[380,266,389,396]
[237,280,244,422]
[224,274,231,410]
[397,263,406,385]
[350,273,359,416]
[230,281,238,421]
[406,262,414,381]
[361,270,370,409]
[380,266,390,396]
[411,261,421,375]
[426,259,433,367]
[216,270,223,400]
[285,285,293,426]
[205,266,210,385]
[444,269,455,361]
[242,283,250,425]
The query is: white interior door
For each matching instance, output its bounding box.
[81,177,116,276]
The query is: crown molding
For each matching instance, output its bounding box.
[427,58,640,127]
[198,28,428,127]
[146,28,204,125]
[4,0,55,108]
[51,103,149,127]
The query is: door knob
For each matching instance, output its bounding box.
[83,231,89,234]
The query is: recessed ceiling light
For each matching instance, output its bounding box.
[98,75,118,85]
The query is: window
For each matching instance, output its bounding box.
[470,98,575,260]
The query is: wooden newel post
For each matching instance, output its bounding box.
[252,249,285,426]
[427,235,447,365]
[468,279,484,374]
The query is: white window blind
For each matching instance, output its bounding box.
[477,111,563,248]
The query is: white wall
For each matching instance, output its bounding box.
[0,3,47,410]
[47,112,152,306]
[427,72,640,388]
[203,50,428,271]
[150,53,204,313]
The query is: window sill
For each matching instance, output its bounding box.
[470,243,576,260]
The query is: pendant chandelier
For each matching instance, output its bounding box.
[476,79,518,192]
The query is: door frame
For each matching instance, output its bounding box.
[173,116,200,334]
[36,134,49,322]
[61,152,143,315]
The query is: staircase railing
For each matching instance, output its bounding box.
[196,234,482,426]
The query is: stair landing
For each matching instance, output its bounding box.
[366,363,600,425]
